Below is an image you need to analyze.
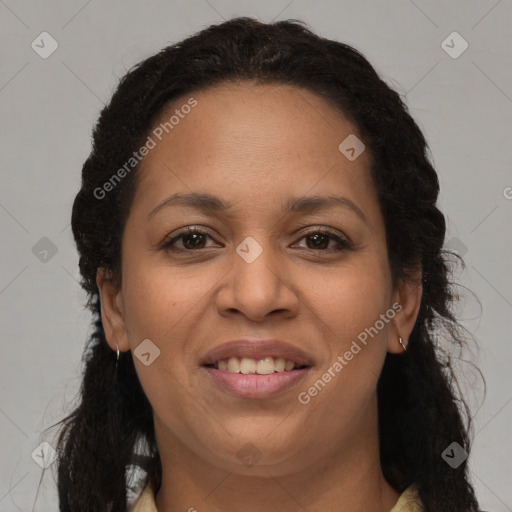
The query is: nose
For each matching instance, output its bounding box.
[215,237,299,322]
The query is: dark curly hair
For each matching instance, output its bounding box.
[48,16,484,512]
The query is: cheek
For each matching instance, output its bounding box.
[121,262,207,344]
[309,260,391,341]
[120,264,207,421]
[301,256,391,401]
[296,272,390,439]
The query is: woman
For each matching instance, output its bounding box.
[55,17,483,512]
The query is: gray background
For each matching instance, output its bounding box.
[1,1,511,510]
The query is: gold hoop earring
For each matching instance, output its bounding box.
[399,337,407,352]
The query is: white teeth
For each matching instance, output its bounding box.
[227,357,240,373]
[274,357,286,372]
[256,357,275,375]
[240,357,256,374]
[214,356,300,374]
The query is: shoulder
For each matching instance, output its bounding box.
[129,477,158,512]
[127,464,158,512]
[390,484,491,512]
[390,483,424,512]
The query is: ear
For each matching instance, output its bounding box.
[387,267,423,354]
[96,267,130,353]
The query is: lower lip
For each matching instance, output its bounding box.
[203,366,311,399]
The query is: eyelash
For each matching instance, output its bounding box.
[161,226,352,253]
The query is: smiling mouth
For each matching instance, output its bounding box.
[203,356,309,375]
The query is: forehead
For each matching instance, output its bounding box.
[145,80,366,163]
[132,81,377,218]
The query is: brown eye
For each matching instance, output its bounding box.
[179,232,208,249]
[304,232,331,250]
[162,227,217,251]
[294,230,352,252]
[161,227,352,253]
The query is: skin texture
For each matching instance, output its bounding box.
[97,81,422,512]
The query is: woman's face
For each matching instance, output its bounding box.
[98,81,421,477]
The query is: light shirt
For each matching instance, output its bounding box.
[131,479,424,512]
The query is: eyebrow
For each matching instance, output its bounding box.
[147,192,366,222]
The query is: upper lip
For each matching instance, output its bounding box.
[201,339,315,367]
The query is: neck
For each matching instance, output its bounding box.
[154,396,400,512]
